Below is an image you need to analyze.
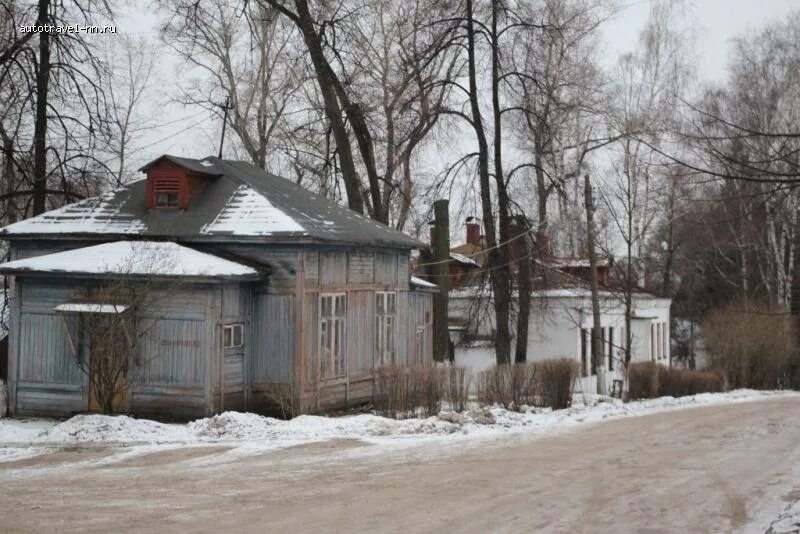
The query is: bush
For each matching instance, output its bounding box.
[628,362,661,400]
[659,367,724,397]
[374,364,472,419]
[703,299,799,390]
[444,365,471,413]
[628,362,724,400]
[476,359,580,410]
[476,364,537,409]
[374,365,416,419]
[535,358,582,410]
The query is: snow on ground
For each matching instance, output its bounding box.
[767,499,800,534]
[0,389,795,459]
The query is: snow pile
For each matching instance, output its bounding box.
[767,500,800,534]
[189,412,280,439]
[0,418,55,443]
[1,389,796,451]
[38,414,189,444]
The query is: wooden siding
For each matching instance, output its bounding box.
[303,293,319,386]
[251,293,294,384]
[14,280,87,416]
[348,253,374,284]
[374,253,399,285]
[347,291,375,375]
[210,244,298,292]
[407,291,433,366]
[304,251,319,287]
[135,318,205,387]
[10,277,224,418]
[320,252,347,286]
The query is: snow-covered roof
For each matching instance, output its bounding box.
[0,241,260,280]
[55,303,128,314]
[0,155,423,248]
[449,252,480,267]
[1,187,148,235]
[201,185,305,235]
[410,276,437,289]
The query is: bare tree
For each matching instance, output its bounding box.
[162,0,312,173]
[601,0,691,381]
[102,35,156,186]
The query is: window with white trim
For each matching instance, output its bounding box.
[320,294,346,378]
[375,291,396,366]
[224,323,244,349]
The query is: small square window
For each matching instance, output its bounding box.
[224,324,244,349]
[155,192,178,207]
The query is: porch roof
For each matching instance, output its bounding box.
[55,303,128,314]
[0,241,261,281]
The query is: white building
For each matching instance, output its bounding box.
[429,221,671,395]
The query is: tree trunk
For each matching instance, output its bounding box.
[514,216,532,363]
[432,199,451,363]
[584,174,607,395]
[465,0,510,365]
[489,0,512,364]
[289,0,364,215]
[32,0,51,216]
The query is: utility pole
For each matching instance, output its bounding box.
[217,96,231,159]
[584,174,607,395]
[431,199,451,363]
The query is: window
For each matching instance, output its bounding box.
[662,322,668,362]
[375,291,396,366]
[155,192,178,207]
[651,323,656,361]
[320,294,346,378]
[589,327,604,376]
[608,327,614,371]
[580,328,588,377]
[224,323,244,349]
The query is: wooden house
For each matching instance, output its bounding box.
[0,155,435,419]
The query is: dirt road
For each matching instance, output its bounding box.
[2,397,799,533]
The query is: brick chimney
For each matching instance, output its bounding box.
[466,217,481,245]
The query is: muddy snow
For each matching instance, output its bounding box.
[1,389,796,455]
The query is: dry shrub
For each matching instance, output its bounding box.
[416,365,445,418]
[628,362,661,400]
[659,367,724,397]
[374,365,471,419]
[444,365,472,413]
[374,365,415,419]
[703,299,799,390]
[476,364,537,410]
[534,358,581,410]
[629,362,724,400]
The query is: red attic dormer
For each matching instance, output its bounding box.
[139,155,222,209]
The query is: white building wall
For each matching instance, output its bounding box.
[451,291,671,396]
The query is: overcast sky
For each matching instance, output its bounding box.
[120,0,799,169]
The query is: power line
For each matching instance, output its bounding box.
[415,224,537,268]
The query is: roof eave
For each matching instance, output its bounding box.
[0,269,262,283]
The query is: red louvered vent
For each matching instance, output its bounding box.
[152,177,180,207]
[144,159,211,209]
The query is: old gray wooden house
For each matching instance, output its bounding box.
[0,155,434,419]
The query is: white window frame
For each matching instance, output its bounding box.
[319,293,346,379]
[375,291,397,367]
[224,323,244,349]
